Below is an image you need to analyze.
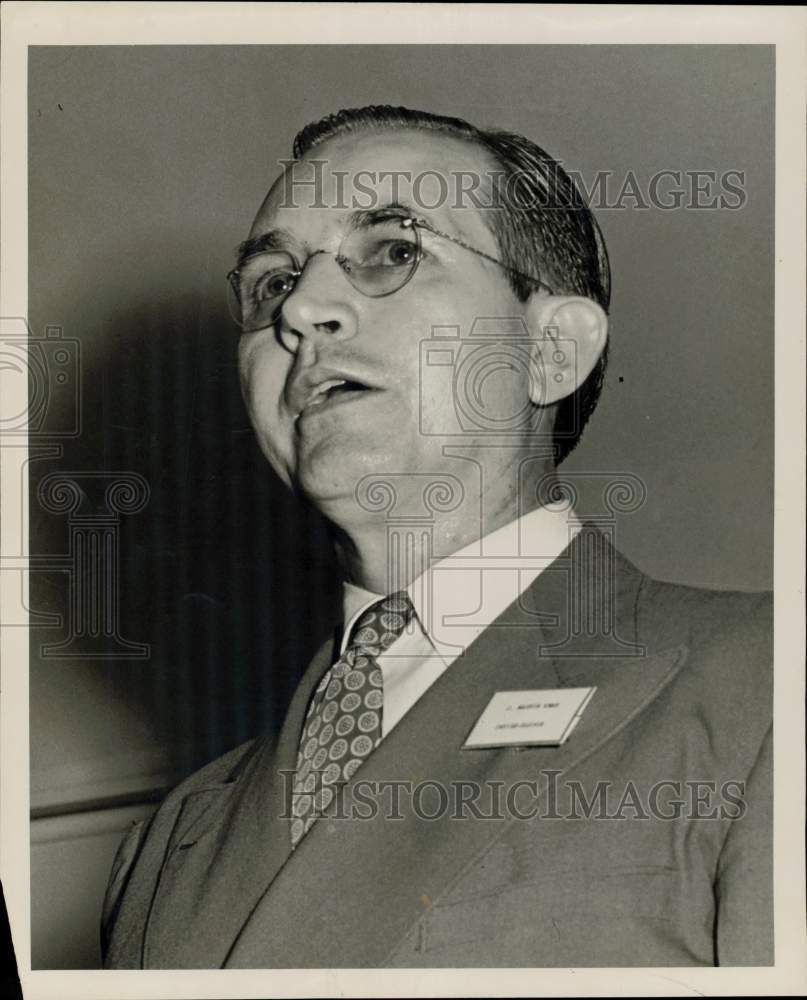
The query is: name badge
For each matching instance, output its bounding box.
[462,687,596,749]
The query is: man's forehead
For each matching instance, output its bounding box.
[249,128,499,248]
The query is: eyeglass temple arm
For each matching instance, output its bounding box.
[409,216,555,295]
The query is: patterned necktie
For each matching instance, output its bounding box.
[290,590,415,849]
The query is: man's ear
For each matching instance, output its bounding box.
[525,295,609,407]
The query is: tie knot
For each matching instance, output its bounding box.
[348,590,415,654]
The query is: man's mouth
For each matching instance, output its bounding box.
[298,378,375,417]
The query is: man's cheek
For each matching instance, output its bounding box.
[240,353,285,418]
[255,426,295,490]
[418,380,457,437]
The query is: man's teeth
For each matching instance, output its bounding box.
[306,379,369,408]
[304,378,369,409]
[312,379,345,403]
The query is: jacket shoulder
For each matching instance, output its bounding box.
[636,575,771,657]
[101,738,258,963]
[119,735,259,853]
[158,737,259,804]
[635,575,772,767]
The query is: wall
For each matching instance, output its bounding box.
[27,44,774,968]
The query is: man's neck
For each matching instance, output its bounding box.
[328,474,560,594]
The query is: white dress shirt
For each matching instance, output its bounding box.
[340,501,582,737]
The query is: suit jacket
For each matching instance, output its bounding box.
[101,525,773,968]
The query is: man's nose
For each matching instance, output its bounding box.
[276,254,358,353]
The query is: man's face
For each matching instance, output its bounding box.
[237,129,539,514]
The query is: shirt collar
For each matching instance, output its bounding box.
[340,501,581,655]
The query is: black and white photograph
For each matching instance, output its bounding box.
[1,4,805,998]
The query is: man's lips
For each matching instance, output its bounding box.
[291,376,379,421]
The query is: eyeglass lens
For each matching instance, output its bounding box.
[229,215,421,332]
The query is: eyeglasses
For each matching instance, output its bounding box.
[227,211,555,334]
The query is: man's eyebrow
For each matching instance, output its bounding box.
[233,201,422,267]
[350,201,420,229]
[234,228,296,268]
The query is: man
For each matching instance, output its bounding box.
[101,106,772,968]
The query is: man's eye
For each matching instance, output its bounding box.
[361,239,419,267]
[254,270,297,301]
[386,241,417,266]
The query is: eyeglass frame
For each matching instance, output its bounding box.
[226,211,556,332]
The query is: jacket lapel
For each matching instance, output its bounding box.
[221,525,689,968]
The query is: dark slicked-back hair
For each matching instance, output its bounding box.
[293,105,611,465]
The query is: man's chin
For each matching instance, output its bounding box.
[291,451,376,515]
